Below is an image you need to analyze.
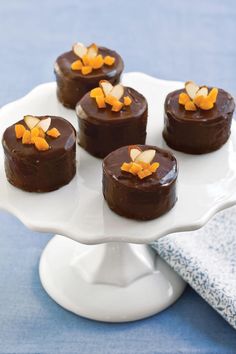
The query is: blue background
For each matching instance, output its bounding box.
[0,0,236,353]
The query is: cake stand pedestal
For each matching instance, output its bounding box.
[1,73,236,322]
[39,236,185,322]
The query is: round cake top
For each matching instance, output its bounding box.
[77,87,147,123]
[55,46,124,81]
[165,88,235,123]
[2,116,76,161]
[103,145,177,191]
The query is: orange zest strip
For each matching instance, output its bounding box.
[71,60,83,71]
[112,100,123,112]
[47,128,61,138]
[179,92,190,105]
[185,101,197,111]
[81,66,92,75]
[82,55,90,66]
[34,137,50,151]
[121,161,160,180]
[95,96,106,108]
[15,124,26,139]
[208,88,218,104]
[124,96,132,106]
[199,96,214,110]
[90,87,104,98]
[138,169,152,179]
[104,95,117,106]
[104,56,115,66]
[179,82,219,111]
[22,130,31,144]
[92,54,104,69]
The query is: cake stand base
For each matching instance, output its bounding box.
[39,235,186,322]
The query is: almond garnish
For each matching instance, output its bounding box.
[15,124,26,139]
[34,137,50,151]
[37,118,51,132]
[71,60,83,71]
[110,84,124,101]
[130,146,142,161]
[87,43,98,58]
[73,42,88,58]
[135,149,156,164]
[185,81,199,100]
[24,115,40,130]
[47,128,61,138]
[104,56,115,66]
[22,130,31,144]
[99,80,113,96]
[195,86,208,97]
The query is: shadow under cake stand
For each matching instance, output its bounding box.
[0,73,236,322]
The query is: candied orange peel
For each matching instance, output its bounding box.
[71,42,115,75]
[14,116,61,151]
[90,80,132,112]
[120,146,160,180]
[179,81,218,111]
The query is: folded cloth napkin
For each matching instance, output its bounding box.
[152,206,236,329]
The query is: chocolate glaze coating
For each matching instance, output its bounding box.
[163,88,235,154]
[54,47,124,108]
[103,145,177,220]
[2,116,76,192]
[76,87,148,158]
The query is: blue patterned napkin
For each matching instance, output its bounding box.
[152,206,236,329]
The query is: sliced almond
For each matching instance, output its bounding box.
[99,80,113,96]
[135,149,156,164]
[110,84,124,100]
[24,115,40,130]
[87,43,98,58]
[36,117,51,132]
[195,86,208,97]
[130,148,142,161]
[185,81,199,100]
[73,42,88,58]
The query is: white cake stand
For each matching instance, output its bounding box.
[1,73,236,322]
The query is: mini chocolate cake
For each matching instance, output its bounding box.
[2,115,76,192]
[54,42,124,108]
[76,81,148,158]
[163,81,235,154]
[103,145,177,220]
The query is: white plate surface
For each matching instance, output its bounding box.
[0,72,236,244]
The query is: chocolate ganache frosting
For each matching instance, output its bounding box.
[2,116,76,192]
[163,88,235,154]
[55,47,124,108]
[77,87,148,158]
[103,145,177,220]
